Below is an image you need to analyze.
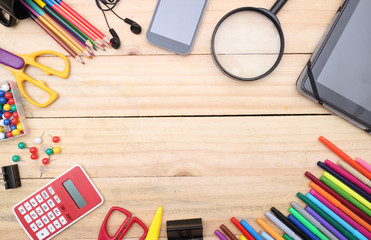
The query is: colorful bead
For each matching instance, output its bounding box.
[45,148,53,155]
[10,118,18,125]
[3,104,10,111]
[6,131,13,138]
[0,132,4,139]
[16,122,23,131]
[10,125,17,131]
[0,90,4,97]
[18,142,26,149]
[10,104,16,112]
[3,111,11,119]
[12,155,20,162]
[0,119,4,127]
[12,129,20,136]
[12,111,19,119]
[7,98,15,105]
[53,147,61,154]
[3,119,11,125]
[0,126,2,132]
[4,92,12,99]
[0,97,6,104]
[1,84,10,92]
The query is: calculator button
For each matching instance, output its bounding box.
[18,206,26,215]
[53,220,61,229]
[53,208,61,217]
[30,210,38,219]
[30,198,38,207]
[47,199,55,208]
[24,202,32,211]
[59,216,67,225]
[41,203,49,212]
[47,224,55,233]
[47,211,55,220]
[24,214,32,224]
[30,223,38,232]
[41,191,49,199]
[36,219,44,228]
[35,207,43,216]
[36,194,44,203]
[36,227,50,240]
[54,195,61,204]
[41,215,50,224]
[48,187,55,195]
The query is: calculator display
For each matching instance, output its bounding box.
[63,179,87,209]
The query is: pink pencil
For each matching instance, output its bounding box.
[356,158,371,172]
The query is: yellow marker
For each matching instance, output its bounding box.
[145,207,163,240]
[323,171,371,210]
[239,235,248,240]
[257,218,285,240]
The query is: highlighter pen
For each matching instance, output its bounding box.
[261,231,275,240]
[220,224,238,240]
[305,172,371,223]
[310,189,371,239]
[290,202,340,240]
[264,211,303,240]
[283,234,294,240]
[325,160,371,195]
[306,192,367,240]
[240,219,264,240]
[320,176,371,218]
[318,162,371,201]
[288,208,329,240]
[240,235,248,240]
[215,230,229,240]
[257,218,285,240]
[271,207,311,240]
[296,192,357,240]
[356,158,371,172]
[338,160,371,188]
[323,171,371,210]
[287,214,320,240]
[305,206,346,240]
[231,217,254,240]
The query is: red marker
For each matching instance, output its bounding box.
[231,217,255,240]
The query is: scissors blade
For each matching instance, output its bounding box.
[0,48,25,70]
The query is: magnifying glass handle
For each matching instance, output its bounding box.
[270,0,288,15]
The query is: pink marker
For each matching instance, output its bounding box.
[325,160,371,195]
[356,158,371,172]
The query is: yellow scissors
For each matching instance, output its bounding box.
[0,48,70,108]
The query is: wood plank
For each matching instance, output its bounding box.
[0,54,329,117]
[0,0,341,55]
[1,116,369,179]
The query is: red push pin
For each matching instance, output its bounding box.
[48,134,60,143]
[29,147,38,154]
[30,153,38,160]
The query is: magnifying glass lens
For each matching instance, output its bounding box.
[213,10,282,79]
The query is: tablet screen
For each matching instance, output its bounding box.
[150,0,206,45]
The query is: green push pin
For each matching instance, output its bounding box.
[11,104,16,112]
[12,155,25,162]
[45,148,53,155]
[18,142,28,149]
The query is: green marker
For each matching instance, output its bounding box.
[320,176,371,216]
[296,192,357,240]
[283,234,294,240]
[289,208,328,240]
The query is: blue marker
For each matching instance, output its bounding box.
[288,214,320,240]
[240,219,264,240]
[261,231,275,240]
[306,193,367,240]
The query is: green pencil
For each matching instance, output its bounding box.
[320,176,371,216]
[296,192,357,240]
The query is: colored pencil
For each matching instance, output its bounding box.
[261,231,274,240]
[325,160,371,195]
[240,220,264,240]
[271,207,312,240]
[264,211,303,240]
[296,192,357,240]
[318,136,371,180]
[306,192,368,240]
[338,160,371,188]
[318,162,371,201]
[356,158,371,172]
[53,0,111,46]
[19,0,83,64]
[231,217,255,240]
[287,214,320,240]
[323,171,371,210]
[215,230,229,240]
[257,218,285,240]
[305,172,371,223]
[290,201,340,240]
[43,0,105,47]
[33,0,94,51]
[220,224,238,240]
[310,182,371,232]
[305,206,347,240]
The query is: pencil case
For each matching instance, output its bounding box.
[0,80,29,142]
[0,0,28,27]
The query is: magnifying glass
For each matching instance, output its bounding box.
[211,0,288,81]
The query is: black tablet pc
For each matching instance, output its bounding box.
[297,0,371,133]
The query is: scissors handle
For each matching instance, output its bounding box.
[0,48,25,69]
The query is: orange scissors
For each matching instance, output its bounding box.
[0,48,70,108]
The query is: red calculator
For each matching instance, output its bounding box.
[13,165,104,240]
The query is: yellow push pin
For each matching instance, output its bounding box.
[145,207,163,240]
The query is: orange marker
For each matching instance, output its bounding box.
[257,218,285,240]
[318,136,371,180]
[310,182,371,232]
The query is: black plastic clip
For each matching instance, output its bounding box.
[1,164,21,189]
[167,218,203,240]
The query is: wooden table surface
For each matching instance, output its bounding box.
[1,0,370,239]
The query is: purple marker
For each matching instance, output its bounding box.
[305,206,347,240]
[215,230,229,240]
